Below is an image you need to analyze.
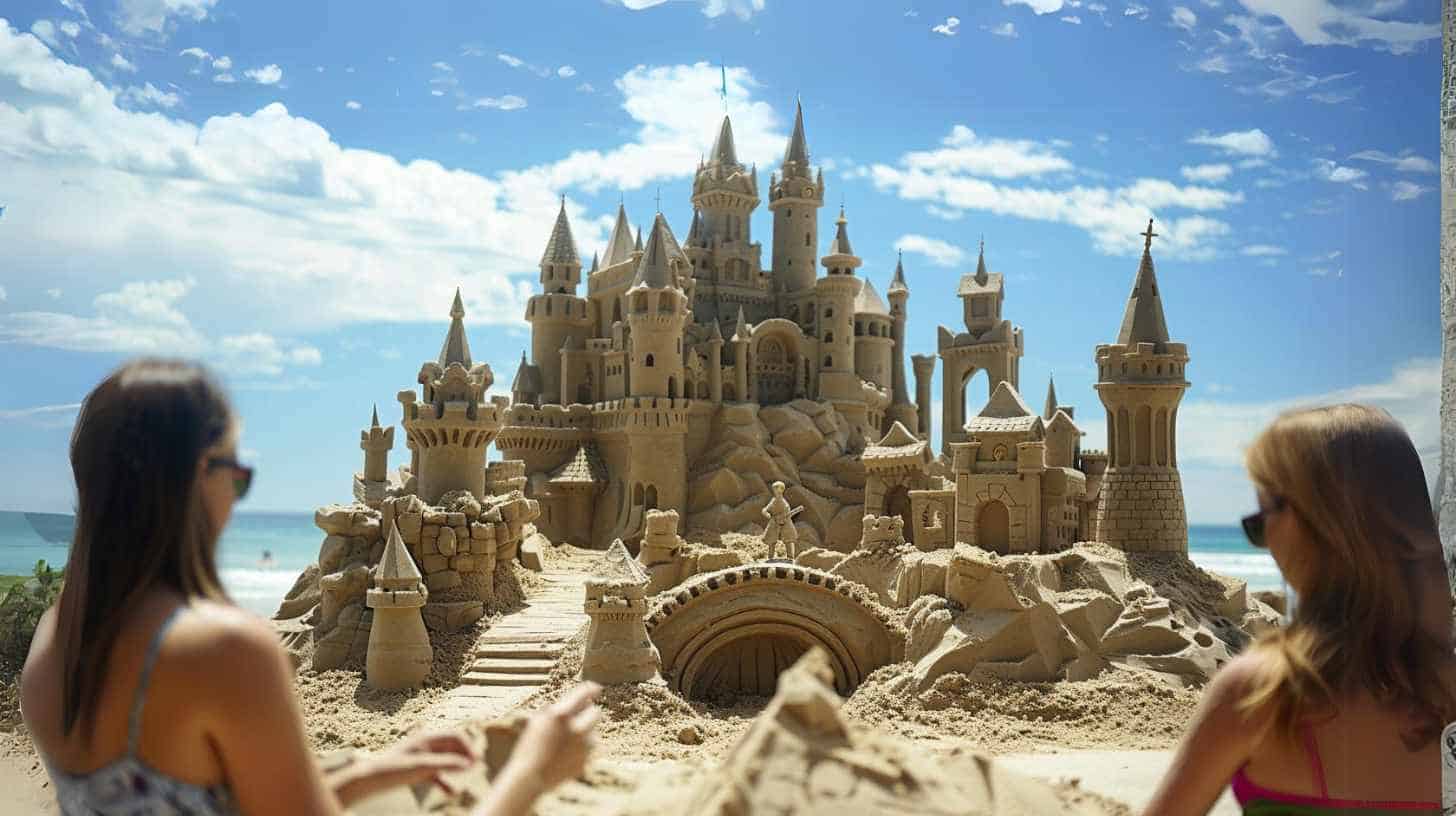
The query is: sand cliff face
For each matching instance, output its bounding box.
[686,400,867,551]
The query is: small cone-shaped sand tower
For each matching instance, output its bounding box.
[365,520,433,689]
[580,539,661,685]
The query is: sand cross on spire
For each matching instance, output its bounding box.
[1142,218,1158,251]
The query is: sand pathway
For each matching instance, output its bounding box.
[414,553,592,728]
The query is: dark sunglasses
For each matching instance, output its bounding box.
[207,457,254,500]
[1240,496,1285,548]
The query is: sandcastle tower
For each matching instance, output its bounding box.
[354,405,394,506]
[937,240,1025,455]
[398,290,503,503]
[1092,220,1191,553]
[525,199,591,406]
[365,520,433,689]
[815,207,862,406]
[911,353,936,440]
[579,539,662,685]
[769,99,824,298]
[885,253,918,434]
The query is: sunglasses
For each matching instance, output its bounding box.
[1240,496,1285,548]
[207,457,255,500]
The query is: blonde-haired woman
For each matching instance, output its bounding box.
[1145,404,1453,814]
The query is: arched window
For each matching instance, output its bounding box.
[804,232,811,247]
[645,354,655,367]
[824,332,834,344]
[824,355,833,367]
[824,306,834,319]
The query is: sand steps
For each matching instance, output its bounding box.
[412,552,594,729]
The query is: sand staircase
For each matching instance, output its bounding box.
[416,552,593,727]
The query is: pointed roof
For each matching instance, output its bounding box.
[629,213,680,290]
[957,239,1004,297]
[370,403,380,428]
[437,288,473,368]
[708,319,723,341]
[783,97,809,167]
[590,252,599,274]
[588,538,649,588]
[975,238,988,285]
[825,206,854,257]
[376,520,423,590]
[634,224,643,252]
[864,420,929,465]
[710,115,739,167]
[1044,376,1058,421]
[878,420,920,448]
[1116,219,1172,347]
[602,203,635,267]
[889,252,908,294]
[853,279,889,316]
[733,304,751,340]
[511,351,541,395]
[967,381,1043,435]
[686,209,703,247]
[549,442,608,486]
[540,198,580,266]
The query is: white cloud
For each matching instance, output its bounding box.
[116,0,219,37]
[1240,243,1285,256]
[1181,162,1233,182]
[1308,88,1357,104]
[869,126,1243,260]
[1391,180,1432,201]
[460,95,527,111]
[46,288,63,299]
[119,82,181,108]
[212,55,231,70]
[111,52,138,73]
[180,46,210,60]
[1062,15,1083,23]
[1233,0,1438,55]
[1004,0,1064,14]
[1311,158,1367,186]
[1304,249,1341,262]
[1172,5,1198,30]
[497,53,525,69]
[1196,54,1232,72]
[212,72,235,84]
[1242,66,1355,100]
[932,16,961,35]
[30,20,60,48]
[557,65,576,78]
[615,0,765,20]
[432,61,453,72]
[1348,149,1436,174]
[0,403,83,429]
[986,22,1019,37]
[1124,3,1150,19]
[245,64,283,85]
[345,100,362,110]
[0,285,6,302]
[894,234,966,268]
[577,82,596,93]
[1188,127,1276,157]
[60,20,81,38]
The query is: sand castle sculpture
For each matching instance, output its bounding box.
[275,104,1274,704]
[365,520,433,689]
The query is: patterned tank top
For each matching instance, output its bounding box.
[41,606,238,815]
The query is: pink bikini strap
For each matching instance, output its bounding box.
[1302,723,1329,799]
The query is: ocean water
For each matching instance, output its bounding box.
[0,510,1286,618]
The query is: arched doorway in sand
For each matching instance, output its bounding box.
[977,500,1010,554]
[884,485,913,545]
[751,319,803,406]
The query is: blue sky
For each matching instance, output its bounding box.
[0,0,1442,524]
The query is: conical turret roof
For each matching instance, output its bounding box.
[630,213,681,290]
[826,207,854,257]
[710,115,739,167]
[783,98,809,167]
[889,252,908,294]
[602,203,635,267]
[590,252,599,273]
[686,209,703,247]
[634,224,643,252]
[376,519,422,590]
[1044,376,1058,421]
[437,288,472,368]
[1116,219,1172,347]
[854,279,889,316]
[709,319,723,341]
[540,198,580,266]
[589,538,649,588]
[511,350,541,395]
[370,403,380,428]
[974,238,988,285]
[967,380,1043,434]
[733,304,751,340]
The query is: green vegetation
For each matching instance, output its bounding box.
[0,560,63,681]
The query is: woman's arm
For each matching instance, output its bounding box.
[1142,654,1268,816]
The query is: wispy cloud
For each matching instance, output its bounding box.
[1004,0,1065,14]
[1390,180,1432,201]
[459,95,528,111]
[244,64,282,85]
[613,0,765,21]
[1171,5,1197,31]
[1188,128,1276,157]
[1124,3,1150,19]
[110,52,137,72]
[1181,163,1233,182]
[985,21,1019,37]
[1239,244,1286,256]
[895,234,966,267]
[1233,0,1438,55]
[1348,149,1436,174]
[345,100,362,110]
[1311,157,1368,188]
[932,16,961,35]
[119,82,180,108]
[116,0,219,38]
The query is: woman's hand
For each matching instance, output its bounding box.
[474,682,602,816]
[330,730,477,807]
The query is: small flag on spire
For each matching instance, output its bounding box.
[720,62,728,112]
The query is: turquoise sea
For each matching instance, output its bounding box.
[0,511,1285,618]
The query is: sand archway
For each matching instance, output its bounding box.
[646,563,901,699]
[977,500,1011,554]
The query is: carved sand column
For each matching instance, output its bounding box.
[580,539,662,685]
[912,354,936,441]
[365,520,433,689]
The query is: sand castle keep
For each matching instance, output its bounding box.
[276,102,1225,695]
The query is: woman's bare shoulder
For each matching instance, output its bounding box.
[167,601,289,683]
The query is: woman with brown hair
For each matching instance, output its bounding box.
[1144,403,1454,814]
[20,358,600,815]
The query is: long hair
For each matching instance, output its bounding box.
[56,358,234,740]
[1237,403,1455,750]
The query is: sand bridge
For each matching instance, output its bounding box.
[645,562,903,699]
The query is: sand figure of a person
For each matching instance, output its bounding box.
[761,481,803,560]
